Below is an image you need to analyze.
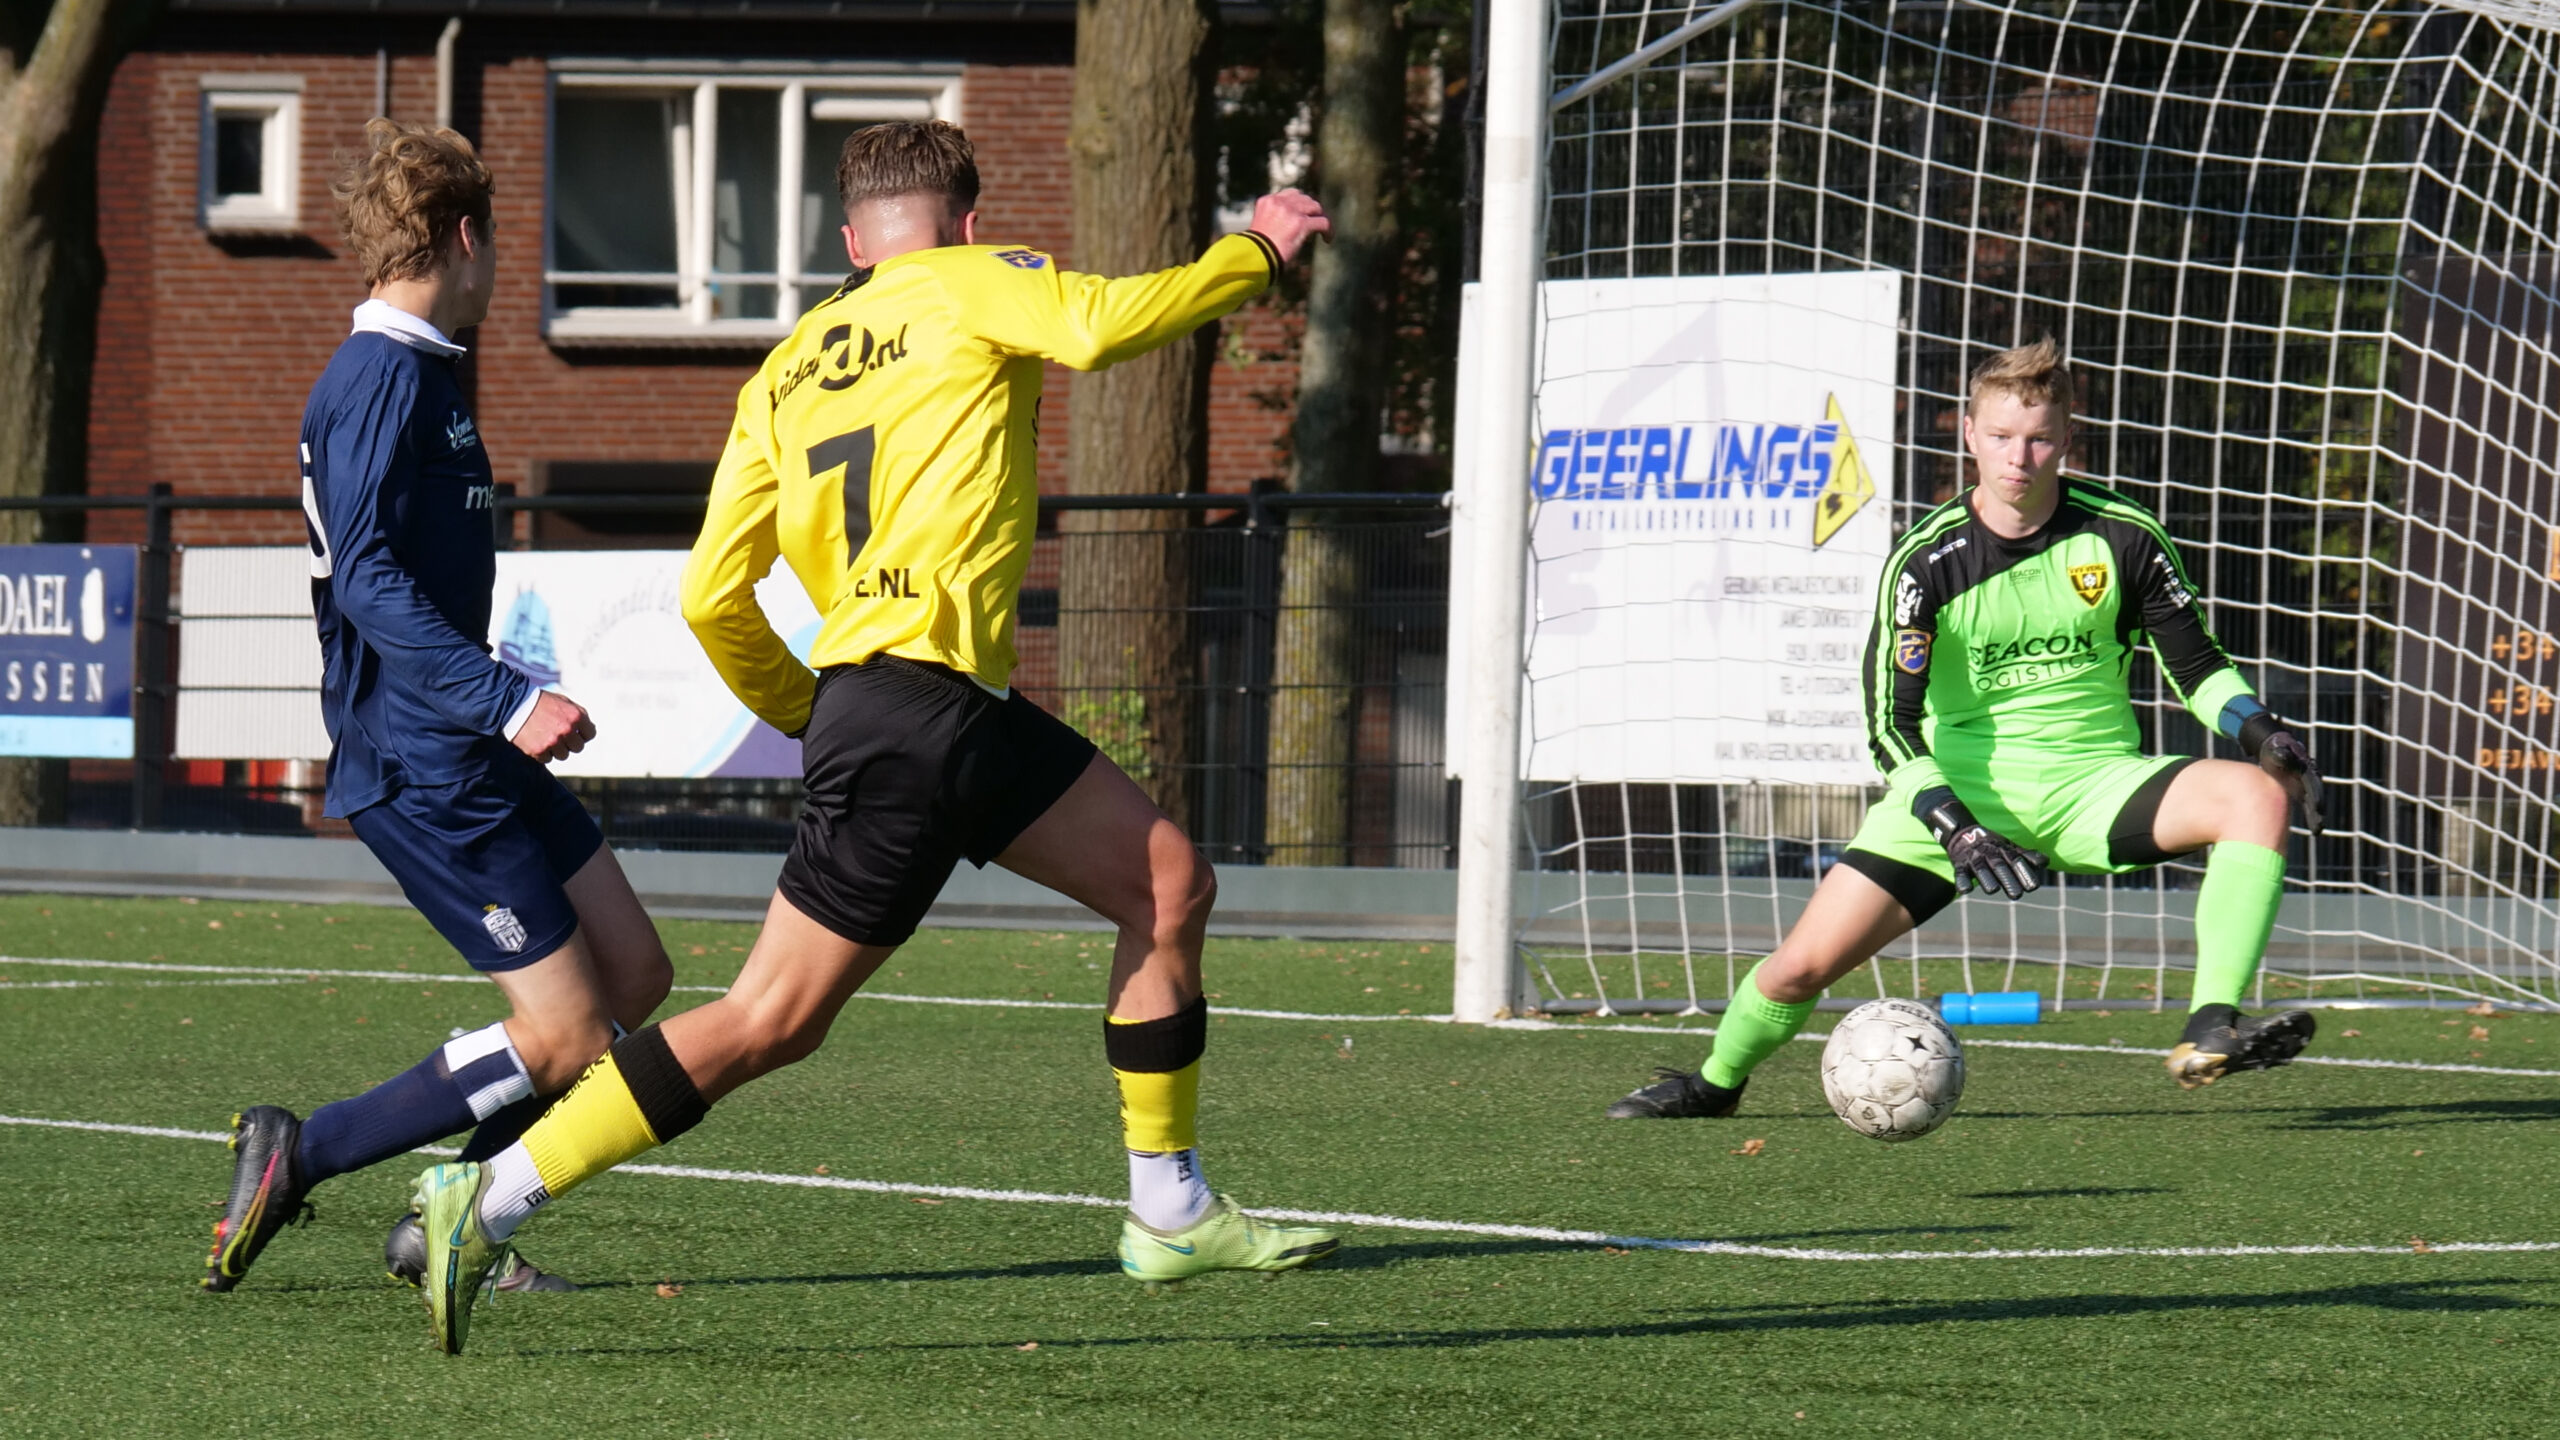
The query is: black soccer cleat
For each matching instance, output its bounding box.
[202,1105,313,1291]
[2166,1004,2316,1090]
[1605,1068,1746,1119]
[386,1211,577,1293]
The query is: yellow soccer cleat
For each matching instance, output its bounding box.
[1117,1194,1341,1292]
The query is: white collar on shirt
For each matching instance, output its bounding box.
[350,298,467,357]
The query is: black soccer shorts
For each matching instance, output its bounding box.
[778,655,1098,947]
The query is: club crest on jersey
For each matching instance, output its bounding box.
[481,904,527,954]
[1896,629,1932,674]
[992,248,1050,269]
[2069,562,2110,608]
[444,412,479,453]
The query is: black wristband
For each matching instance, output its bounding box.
[2237,711,2286,759]
[1913,785,1973,843]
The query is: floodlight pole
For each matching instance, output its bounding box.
[1451,0,1547,1023]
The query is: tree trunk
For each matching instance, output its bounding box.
[1061,0,1216,832]
[1264,0,1401,865]
[0,0,161,826]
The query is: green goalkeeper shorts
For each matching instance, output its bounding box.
[1841,751,2197,922]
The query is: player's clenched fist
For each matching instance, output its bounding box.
[512,690,596,763]
[1249,189,1330,265]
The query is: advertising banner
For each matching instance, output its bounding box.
[0,545,137,758]
[1450,272,1902,784]
[489,552,820,777]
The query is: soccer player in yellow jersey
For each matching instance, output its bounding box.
[405,120,1338,1350]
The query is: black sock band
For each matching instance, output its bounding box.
[612,1024,711,1143]
[1103,996,1209,1074]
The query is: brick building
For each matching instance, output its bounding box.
[90,0,1302,545]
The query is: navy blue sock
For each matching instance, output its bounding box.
[456,1092,549,1164]
[294,1021,533,1186]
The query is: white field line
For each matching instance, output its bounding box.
[7,1111,2555,1264]
[8,954,2560,1080]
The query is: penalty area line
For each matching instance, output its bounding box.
[10,954,2560,1080]
[7,1111,2560,1264]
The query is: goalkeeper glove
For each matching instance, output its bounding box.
[1914,786,2049,900]
[2237,712,2327,835]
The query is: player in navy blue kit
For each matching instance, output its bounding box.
[201,120,672,1294]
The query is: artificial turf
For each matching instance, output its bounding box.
[5,892,2559,1438]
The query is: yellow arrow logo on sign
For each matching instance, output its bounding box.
[1811,392,1876,549]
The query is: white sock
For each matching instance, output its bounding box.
[476,1144,551,1243]
[1127,1148,1213,1231]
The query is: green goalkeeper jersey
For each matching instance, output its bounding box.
[1864,478,2259,795]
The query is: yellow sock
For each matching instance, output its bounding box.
[1110,1057,1201,1153]
[520,1051,664,1200]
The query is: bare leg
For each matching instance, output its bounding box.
[656,892,898,1103]
[2149,757,2290,854]
[994,753,1215,1023]
[1754,863,1924,1004]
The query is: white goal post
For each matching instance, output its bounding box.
[1454,0,2560,1018]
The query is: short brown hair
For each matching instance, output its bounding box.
[835,120,979,218]
[333,118,495,288]
[1968,336,2075,415]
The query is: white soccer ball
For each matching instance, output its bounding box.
[1819,997,1965,1142]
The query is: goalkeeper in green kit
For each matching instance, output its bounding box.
[1608,338,2328,1118]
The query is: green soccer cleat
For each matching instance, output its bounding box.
[387,1211,575,1293]
[1117,1194,1341,1292]
[412,1162,512,1354]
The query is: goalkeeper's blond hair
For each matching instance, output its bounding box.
[1968,336,2075,416]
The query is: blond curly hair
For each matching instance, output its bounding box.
[1967,335,2075,416]
[333,118,495,288]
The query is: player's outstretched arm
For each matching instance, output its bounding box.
[2119,514,2326,834]
[956,190,1330,371]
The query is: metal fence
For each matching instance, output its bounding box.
[9,487,1454,868]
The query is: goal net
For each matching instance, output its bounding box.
[1460,0,2560,1013]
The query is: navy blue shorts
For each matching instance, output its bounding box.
[349,749,605,972]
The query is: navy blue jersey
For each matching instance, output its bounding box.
[300,325,531,817]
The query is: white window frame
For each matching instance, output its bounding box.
[543,63,963,347]
[198,77,303,233]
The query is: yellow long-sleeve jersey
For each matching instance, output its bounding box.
[679,232,1280,734]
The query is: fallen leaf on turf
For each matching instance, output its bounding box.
[207,921,222,929]
[814,1165,830,1175]
[2341,1029,2362,1037]
[1015,1341,1039,1352]
[2471,1025,2492,1040]
[2411,1237,2434,1253]
[912,1197,943,1206]
[2467,1001,2499,1016]
[2412,1149,2426,1157]
[1733,1138,1767,1156]
[655,1282,683,1297]
[1601,1246,1631,1256]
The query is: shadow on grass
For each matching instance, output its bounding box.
[2271,1097,2560,1132]
[633,1238,1598,1289]
[1962,1187,2168,1201]
[862,1277,2553,1354]
[1711,1223,2014,1244]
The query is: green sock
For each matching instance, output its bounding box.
[2190,841,2286,1009]
[1703,962,1819,1089]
